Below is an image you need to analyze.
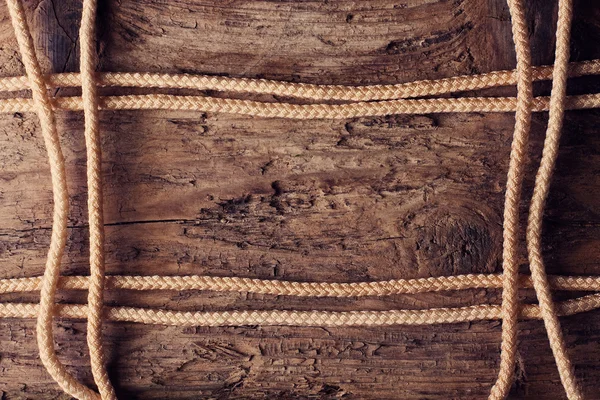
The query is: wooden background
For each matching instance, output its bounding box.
[0,0,599,398]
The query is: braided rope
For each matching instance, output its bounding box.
[489,0,534,398]
[2,273,600,296]
[0,93,598,117]
[1,292,600,326]
[0,59,598,100]
[79,0,116,398]
[4,0,100,399]
[525,0,582,398]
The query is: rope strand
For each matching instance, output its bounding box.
[1,293,600,326]
[2,273,600,296]
[4,0,100,399]
[0,59,598,99]
[0,92,598,116]
[526,0,582,398]
[79,0,117,398]
[490,0,534,397]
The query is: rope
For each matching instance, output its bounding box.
[0,92,599,116]
[3,273,600,296]
[0,59,598,99]
[2,293,600,325]
[2,0,600,398]
[4,0,100,399]
[79,0,116,398]
[490,0,534,398]
[525,0,582,398]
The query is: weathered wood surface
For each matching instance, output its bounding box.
[0,0,599,398]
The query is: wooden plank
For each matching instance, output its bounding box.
[0,0,599,398]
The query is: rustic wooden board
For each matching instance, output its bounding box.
[0,0,599,398]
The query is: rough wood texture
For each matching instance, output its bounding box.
[0,0,599,398]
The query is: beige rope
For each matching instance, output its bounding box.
[4,0,100,399]
[1,293,600,326]
[489,0,534,398]
[0,59,598,100]
[526,0,582,398]
[0,92,598,116]
[2,273,600,296]
[79,0,116,398]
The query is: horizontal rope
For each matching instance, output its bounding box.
[1,273,600,297]
[1,293,600,326]
[0,93,599,118]
[0,59,599,101]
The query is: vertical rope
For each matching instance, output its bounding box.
[489,0,534,398]
[80,0,117,398]
[5,0,100,399]
[526,0,582,398]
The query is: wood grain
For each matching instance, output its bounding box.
[0,0,599,398]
